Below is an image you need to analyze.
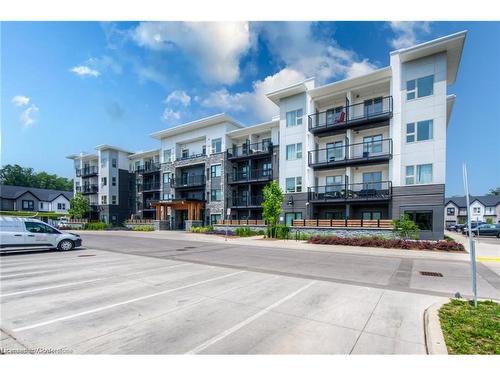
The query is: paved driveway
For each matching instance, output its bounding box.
[1,232,498,354]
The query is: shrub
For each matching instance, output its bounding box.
[485,217,493,224]
[190,225,213,233]
[132,225,154,231]
[275,224,290,239]
[235,227,257,237]
[392,214,420,239]
[84,222,108,230]
[307,235,464,251]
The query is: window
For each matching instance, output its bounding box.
[40,202,44,209]
[22,200,34,210]
[326,176,343,193]
[363,135,383,154]
[25,221,58,234]
[286,143,302,160]
[405,211,433,231]
[286,109,303,127]
[101,177,107,186]
[364,97,383,116]
[163,172,171,185]
[210,214,222,225]
[261,138,272,151]
[181,149,189,159]
[112,177,116,186]
[363,172,382,190]
[447,207,455,215]
[163,193,173,200]
[112,195,117,205]
[101,158,107,168]
[285,212,303,226]
[112,158,117,168]
[286,177,302,193]
[362,212,382,220]
[135,161,140,171]
[101,195,107,205]
[202,145,206,155]
[406,120,433,142]
[211,164,222,178]
[57,203,66,210]
[163,149,172,163]
[405,164,432,185]
[326,106,344,125]
[211,138,222,153]
[473,207,481,215]
[211,189,222,201]
[407,75,434,100]
[326,141,343,161]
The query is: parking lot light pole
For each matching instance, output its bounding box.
[463,163,478,308]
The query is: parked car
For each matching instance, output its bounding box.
[0,216,82,253]
[454,223,467,233]
[460,221,485,234]
[465,224,500,238]
[446,223,458,231]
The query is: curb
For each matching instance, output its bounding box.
[424,301,449,355]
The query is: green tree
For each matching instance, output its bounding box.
[0,164,73,191]
[487,187,500,196]
[262,181,284,238]
[68,193,90,219]
[392,214,420,240]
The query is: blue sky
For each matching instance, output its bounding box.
[1,21,499,195]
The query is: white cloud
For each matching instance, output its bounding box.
[345,59,379,79]
[70,65,100,77]
[20,104,39,127]
[162,108,181,122]
[132,22,252,84]
[165,90,191,107]
[201,68,306,122]
[389,22,431,49]
[12,95,30,106]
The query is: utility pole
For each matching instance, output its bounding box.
[463,163,478,307]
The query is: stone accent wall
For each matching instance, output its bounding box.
[205,152,226,220]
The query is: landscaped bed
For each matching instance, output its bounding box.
[308,235,465,251]
[438,299,500,354]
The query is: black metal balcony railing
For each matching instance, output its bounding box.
[138,182,161,192]
[80,184,98,194]
[76,166,98,177]
[174,175,205,188]
[90,204,99,212]
[308,139,393,168]
[308,96,393,132]
[308,181,392,202]
[229,169,273,184]
[231,195,263,207]
[136,163,161,174]
[143,200,156,210]
[178,152,206,161]
[227,141,273,159]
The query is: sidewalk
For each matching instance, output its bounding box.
[79,230,471,262]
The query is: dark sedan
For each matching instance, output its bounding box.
[465,224,500,237]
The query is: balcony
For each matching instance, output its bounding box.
[90,204,100,212]
[228,169,273,184]
[308,96,392,136]
[80,184,98,195]
[231,195,263,208]
[308,181,392,203]
[227,141,273,160]
[174,174,206,189]
[138,182,161,192]
[177,152,206,162]
[136,163,161,174]
[76,166,98,177]
[308,139,392,169]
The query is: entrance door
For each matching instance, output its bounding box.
[175,210,188,230]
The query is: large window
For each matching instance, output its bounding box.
[362,211,382,220]
[286,177,302,193]
[101,195,107,205]
[285,212,302,226]
[473,207,481,215]
[210,214,222,225]
[22,200,34,210]
[406,120,433,143]
[362,171,382,190]
[211,164,222,178]
[286,109,303,127]
[447,207,455,216]
[286,143,302,160]
[163,149,172,163]
[407,75,434,100]
[363,135,383,154]
[405,211,433,231]
[326,175,342,193]
[405,164,433,185]
[364,97,383,116]
[57,203,66,210]
[112,158,117,168]
[326,141,343,161]
[326,106,344,125]
[211,138,222,153]
[181,149,189,159]
[111,195,117,205]
[101,177,107,186]
[211,189,222,201]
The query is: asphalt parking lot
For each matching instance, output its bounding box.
[1,232,499,354]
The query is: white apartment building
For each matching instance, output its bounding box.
[67,31,466,239]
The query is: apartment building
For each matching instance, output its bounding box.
[67,31,466,239]
[445,196,500,225]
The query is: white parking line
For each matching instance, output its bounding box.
[13,270,245,332]
[1,278,108,297]
[185,280,317,354]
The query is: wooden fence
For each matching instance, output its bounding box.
[292,219,394,229]
[217,219,266,226]
[67,219,88,224]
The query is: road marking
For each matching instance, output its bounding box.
[1,278,108,297]
[185,280,317,354]
[0,270,52,279]
[13,271,245,332]
[477,257,500,263]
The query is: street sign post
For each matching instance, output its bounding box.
[225,208,231,242]
[463,163,478,307]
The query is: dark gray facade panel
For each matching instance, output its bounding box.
[1,198,15,211]
[15,192,40,211]
[282,192,308,218]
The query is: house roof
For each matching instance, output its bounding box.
[445,195,500,208]
[0,185,73,202]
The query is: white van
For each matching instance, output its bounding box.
[0,216,82,252]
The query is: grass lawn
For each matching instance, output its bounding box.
[438,299,500,354]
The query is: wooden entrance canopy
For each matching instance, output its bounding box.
[151,200,204,221]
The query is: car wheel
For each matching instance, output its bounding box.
[497,233,500,239]
[58,239,74,251]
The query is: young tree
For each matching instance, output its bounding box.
[392,214,420,240]
[68,193,90,219]
[0,164,73,191]
[262,181,284,238]
[487,187,500,196]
